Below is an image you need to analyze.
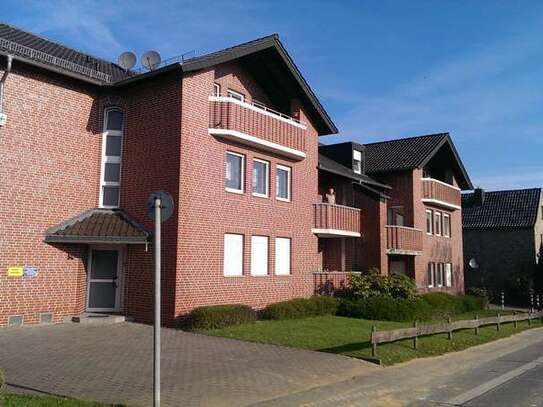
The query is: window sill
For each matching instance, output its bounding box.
[276,197,291,203]
[252,193,269,199]
[226,188,244,195]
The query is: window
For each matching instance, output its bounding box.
[353,150,362,174]
[224,234,243,276]
[225,152,244,193]
[436,263,443,287]
[434,211,442,236]
[252,159,269,197]
[445,263,452,287]
[275,237,291,275]
[276,165,291,201]
[426,210,433,235]
[100,108,124,208]
[251,236,268,276]
[388,206,405,226]
[227,89,245,102]
[427,263,434,288]
[443,214,451,238]
[213,83,221,97]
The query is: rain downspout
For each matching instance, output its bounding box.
[0,54,13,114]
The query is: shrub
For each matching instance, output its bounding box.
[338,296,433,322]
[347,271,418,301]
[261,296,339,320]
[0,369,4,392]
[182,304,256,330]
[421,292,486,317]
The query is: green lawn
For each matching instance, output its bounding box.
[204,311,541,365]
[0,393,123,406]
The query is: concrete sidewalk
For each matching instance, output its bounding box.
[0,323,376,406]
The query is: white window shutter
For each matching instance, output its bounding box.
[251,236,268,276]
[275,238,291,275]
[224,234,243,276]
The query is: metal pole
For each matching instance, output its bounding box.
[154,197,161,407]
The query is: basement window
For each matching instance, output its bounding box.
[8,315,23,327]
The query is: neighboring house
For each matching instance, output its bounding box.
[318,133,473,293]
[462,188,543,302]
[0,23,337,326]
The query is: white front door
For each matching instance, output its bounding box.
[87,248,122,312]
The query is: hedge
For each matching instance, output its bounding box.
[182,304,256,330]
[338,293,486,322]
[261,296,339,320]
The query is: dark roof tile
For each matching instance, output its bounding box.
[462,188,541,229]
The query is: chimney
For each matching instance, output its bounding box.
[474,188,485,206]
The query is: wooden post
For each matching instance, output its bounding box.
[413,321,418,350]
[513,311,517,328]
[528,312,532,326]
[447,316,452,340]
[497,313,501,331]
[371,325,377,357]
[475,314,479,335]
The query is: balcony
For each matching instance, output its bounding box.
[208,95,307,160]
[312,203,361,238]
[386,226,423,255]
[421,178,462,210]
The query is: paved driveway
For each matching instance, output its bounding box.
[0,323,375,406]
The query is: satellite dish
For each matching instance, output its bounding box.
[469,258,479,269]
[118,51,136,70]
[141,50,161,71]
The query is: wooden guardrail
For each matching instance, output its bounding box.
[370,311,543,357]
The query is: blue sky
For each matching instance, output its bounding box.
[3,0,542,190]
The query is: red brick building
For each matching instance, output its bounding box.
[0,23,472,327]
[317,134,473,294]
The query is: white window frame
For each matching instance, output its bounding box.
[227,89,245,102]
[443,213,451,238]
[276,164,292,202]
[445,263,452,287]
[213,83,221,97]
[275,237,291,275]
[434,211,442,236]
[251,235,269,276]
[353,149,362,174]
[427,263,434,288]
[223,234,243,277]
[225,151,245,194]
[252,159,269,198]
[99,108,123,209]
[426,209,433,235]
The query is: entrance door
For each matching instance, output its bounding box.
[389,260,407,276]
[87,249,121,312]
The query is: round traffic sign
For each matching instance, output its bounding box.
[146,191,174,222]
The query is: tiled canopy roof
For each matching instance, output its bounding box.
[45,209,150,244]
[462,188,542,229]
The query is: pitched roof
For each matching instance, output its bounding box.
[364,133,473,189]
[318,153,391,190]
[45,209,150,244]
[0,22,129,83]
[0,24,336,134]
[462,188,542,229]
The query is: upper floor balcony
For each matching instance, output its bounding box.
[208,94,307,161]
[312,203,361,238]
[421,178,461,210]
[385,225,423,255]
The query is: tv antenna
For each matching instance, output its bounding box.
[141,50,161,71]
[117,51,137,71]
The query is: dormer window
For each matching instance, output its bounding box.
[353,150,362,174]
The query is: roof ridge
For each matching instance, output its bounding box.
[464,187,542,195]
[363,132,449,146]
[0,21,123,69]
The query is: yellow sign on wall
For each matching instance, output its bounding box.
[7,266,23,278]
